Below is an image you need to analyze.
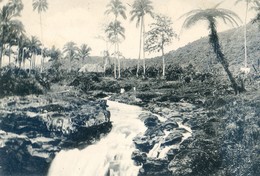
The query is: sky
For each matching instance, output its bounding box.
[17,0,257,59]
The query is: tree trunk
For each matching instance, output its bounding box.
[114,44,117,79]
[8,45,11,65]
[117,44,121,78]
[142,16,146,77]
[244,2,249,68]
[209,22,242,95]
[162,46,165,78]
[136,17,143,77]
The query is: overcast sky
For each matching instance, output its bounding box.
[18,0,256,58]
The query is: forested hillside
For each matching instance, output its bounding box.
[147,23,260,73]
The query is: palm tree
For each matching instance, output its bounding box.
[27,36,42,70]
[0,0,23,68]
[130,0,153,77]
[78,44,91,65]
[6,19,25,65]
[105,21,125,78]
[105,0,126,78]
[63,41,78,72]
[17,34,30,68]
[105,0,127,21]
[235,0,256,69]
[49,45,61,61]
[32,0,48,71]
[181,4,244,94]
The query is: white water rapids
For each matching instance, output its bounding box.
[48,100,147,176]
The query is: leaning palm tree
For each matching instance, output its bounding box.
[181,4,244,95]
[105,21,125,78]
[63,41,78,72]
[32,0,48,71]
[235,0,256,69]
[130,0,153,77]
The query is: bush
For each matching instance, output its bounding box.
[0,65,49,98]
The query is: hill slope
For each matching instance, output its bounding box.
[147,23,260,73]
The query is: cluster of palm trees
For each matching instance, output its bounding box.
[62,41,91,71]
[0,0,49,71]
[104,0,153,78]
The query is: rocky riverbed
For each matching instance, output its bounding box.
[0,87,111,176]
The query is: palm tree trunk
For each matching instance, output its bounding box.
[117,44,121,78]
[40,13,44,73]
[136,18,143,77]
[8,45,11,65]
[209,22,242,94]
[114,44,117,78]
[244,2,249,68]
[162,45,165,78]
[142,16,146,77]
[22,49,25,69]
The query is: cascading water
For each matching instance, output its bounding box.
[48,100,147,176]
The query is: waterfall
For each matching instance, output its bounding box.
[48,100,147,176]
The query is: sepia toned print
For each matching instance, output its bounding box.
[0,0,259,176]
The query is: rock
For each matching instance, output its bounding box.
[139,158,172,176]
[143,114,160,127]
[133,135,154,153]
[131,150,147,165]
[162,132,183,146]
[0,93,112,176]
[166,148,179,160]
[161,120,179,131]
[144,127,165,138]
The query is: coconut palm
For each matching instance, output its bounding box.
[6,19,25,64]
[0,0,23,68]
[181,4,244,94]
[235,0,256,69]
[130,0,153,77]
[78,44,91,65]
[32,0,48,71]
[105,0,127,21]
[49,45,61,61]
[27,36,42,70]
[105,21,125,78]
[17,34,30,68]
[63,41,78,71]
[105,0,126,78]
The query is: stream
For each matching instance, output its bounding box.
[48,100,146,176]
[48,100,192,176]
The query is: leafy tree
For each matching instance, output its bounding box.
[32,0,48,71]
[181,4,244,94]
[0,0,23,68]
[105,21,125,78]
[130,0,153,77]
[251,0,260,27]
[145,14,177,77]
[105,0,126,78]
[63,41,78,71]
